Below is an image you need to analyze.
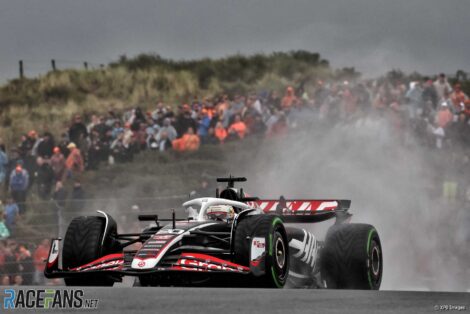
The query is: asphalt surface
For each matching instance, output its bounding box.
[4,287,470,314]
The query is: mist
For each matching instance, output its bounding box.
[224,112,469,291]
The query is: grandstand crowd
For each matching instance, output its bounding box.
[0,73,469,285]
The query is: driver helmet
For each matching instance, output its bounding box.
[206,205,235,221]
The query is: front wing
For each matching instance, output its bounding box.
[44,239,250,279]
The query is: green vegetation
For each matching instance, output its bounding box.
[0,51,361,145]
[1,52,469,147]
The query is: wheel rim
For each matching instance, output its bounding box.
[371,245,380,276]
[275,236,286,269]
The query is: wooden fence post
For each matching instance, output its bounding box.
[19,60,24,79]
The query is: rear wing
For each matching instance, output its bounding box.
[248,199,351,223]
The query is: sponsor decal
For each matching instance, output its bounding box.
[2,289,98,310]
[133,223,217,269]
[250,237,266,267]
[131,257,158,269]
[75,259,123,272]
[153,234,174,240]
[47,240,60,267]
[69,254,124,271]
[136,234,177,259]
[174,253,249,273]
[253,200,338,214]
[289,229,318,269]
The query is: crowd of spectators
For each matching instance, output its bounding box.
[0,72,469,285]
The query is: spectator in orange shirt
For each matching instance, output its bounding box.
[436,103,453,128]
[50,147,65,181]
[65,143,84,181]
[214,122,228,143]
[450,84,468,112]
[227,115,247,139]
[281,86,297,109]
[33,239,50,284]
[172,127,200,152]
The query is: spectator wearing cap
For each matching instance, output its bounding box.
[50,147,65,181]
[9,165,29,213]
[65,143,84,181]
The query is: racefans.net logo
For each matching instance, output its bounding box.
[2,289,99,310]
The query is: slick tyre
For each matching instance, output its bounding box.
[62,216,120,286]
[321,223,382,290]
[234,215,289,288]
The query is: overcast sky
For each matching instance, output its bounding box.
[1,0,469,83]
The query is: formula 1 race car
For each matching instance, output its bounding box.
[44,176,383,289]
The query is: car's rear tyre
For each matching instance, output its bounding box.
[62,216,120,286]
[321,223,382,289]
[234,215,289,288]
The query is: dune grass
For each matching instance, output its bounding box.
[0,51,342,146]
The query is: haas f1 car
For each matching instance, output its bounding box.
[45,176,383,289]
